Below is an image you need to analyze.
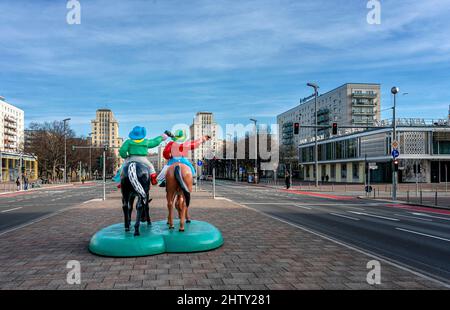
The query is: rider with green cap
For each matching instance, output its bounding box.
[156,129,210,186]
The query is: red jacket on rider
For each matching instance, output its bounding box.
[163,139,203,160]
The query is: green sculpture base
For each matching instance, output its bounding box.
[89,220,224,257]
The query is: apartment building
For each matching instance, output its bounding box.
[0,97,38,182]
[0,96,24,152]
[91,109,123,163]
[189,112,223,174]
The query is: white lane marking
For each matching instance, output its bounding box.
[411,212,450,221]
[1,207,23,213]
[83,198,103,204]
[348,211,400,222]
[294,204,312,210]
[223,198,449,288]
[394,214,433,222]
[329,213,360,221]
[396,228,450,242]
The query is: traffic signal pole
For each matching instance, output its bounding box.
[72,144,115,201]
[103,149,106,201]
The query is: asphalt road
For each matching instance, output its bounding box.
[204,180,450,285]
[0,182,117,234]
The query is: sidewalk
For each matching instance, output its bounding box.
[0,187,445,290]
[0,181,98,197]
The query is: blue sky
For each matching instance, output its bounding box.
[1,0,450,139]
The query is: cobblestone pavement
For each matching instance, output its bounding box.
[0,187,445,290]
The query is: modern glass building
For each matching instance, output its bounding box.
[298,122,450,183]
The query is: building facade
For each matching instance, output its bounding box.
[0,97,38,183]
[298,122,450,184]
[189,112,223,175]
[277,83,381,176]
[278,83,381,146]
[91,109,123,167]
[0,96,24,152]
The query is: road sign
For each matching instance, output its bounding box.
[391,149,400,158]
[369,165,378,170]
[391,140,399,149]
[197,160,203,166]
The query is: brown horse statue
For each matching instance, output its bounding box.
[165,163,193,232]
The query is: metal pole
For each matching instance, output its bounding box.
[415,161,418,196]
[213,167,216,199]
[64,124,67,183]
[103,150,106,201]
[63,118,71,183]
[19,153,22,190]
[445,164,447,191]
[368,166,371,198]
[235,158,238,182]
[314,89,318,187]
[391,87,399,201]
[79,161,82,183]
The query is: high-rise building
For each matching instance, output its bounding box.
[0,96,24,152]
[190,112,222,174]
[1,97,38,183]
[91,109,123,161]
[277,83,381,147]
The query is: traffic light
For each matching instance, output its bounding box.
[332,123,338,135]
[97,156,103,169]
[294,123,300,134]
[394,159,399,172]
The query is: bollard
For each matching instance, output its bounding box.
[420,190,423,204]
[407,190,409,203]
[373,189,375,199]
[435,191,438,206]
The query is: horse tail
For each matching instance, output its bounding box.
[128,162,146,202]
[174,165,191,207]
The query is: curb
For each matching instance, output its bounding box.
[356,195,450,211]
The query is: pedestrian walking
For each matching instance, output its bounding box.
[16,177,21,191]
[285,171,291,189]
[24,176,29,190]
[326,174,329,183]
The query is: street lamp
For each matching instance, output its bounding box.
[88,132,93,180]
[391,87,399,200]
[63,118,71,183]
[250,118,258,183]
[307,82,319,187]
[227,133,238,182]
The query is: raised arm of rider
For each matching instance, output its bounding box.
[144,135,165,148]
[119,140,130,159]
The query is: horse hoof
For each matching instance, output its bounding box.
[169,226,174,230]
[125,228,130,232]
[134,231,140,236]
[186,219,191,223]
[179,228,185,232]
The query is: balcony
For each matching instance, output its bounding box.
[352,110,376,116]
[351,92,377,99]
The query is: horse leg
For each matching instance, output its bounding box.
[178,194,186,232]
[122,196,130,232]
[134,197,142,236]
[166,191,175,229]
[146,198,152,225]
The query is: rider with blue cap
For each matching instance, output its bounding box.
[113,126,170,185]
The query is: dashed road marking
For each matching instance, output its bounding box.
[396,227,450,242]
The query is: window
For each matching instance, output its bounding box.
[330,164,336,178]
[341,164,347,179]
[353,163,359,179]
